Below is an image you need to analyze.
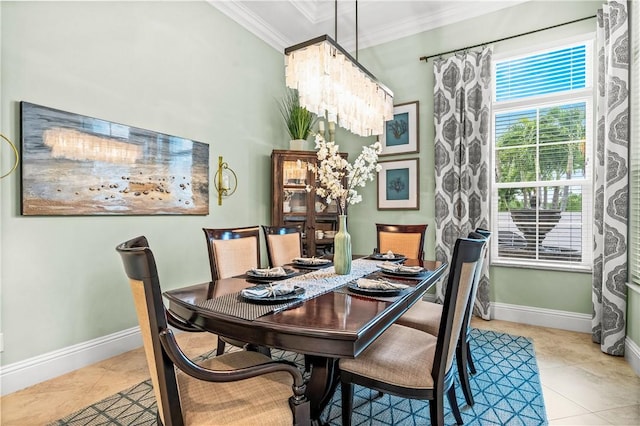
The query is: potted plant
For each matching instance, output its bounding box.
[278,89,316,150]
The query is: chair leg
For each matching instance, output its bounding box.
[429,392,445,426]
[456,344,475,406]
[341,381,354,426]
[466,337,476,375]
[447,386,464,425]
[215,337,226,356]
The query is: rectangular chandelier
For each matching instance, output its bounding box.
[284,35,394,137]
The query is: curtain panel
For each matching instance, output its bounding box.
[433,48,492,319]
[593,0,629,356]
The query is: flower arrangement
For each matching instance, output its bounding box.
[306,134,382,215]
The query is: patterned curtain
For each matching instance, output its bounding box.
[433,48,492,319]
[593,0,629,356]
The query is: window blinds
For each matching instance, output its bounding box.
[495,45,587,102]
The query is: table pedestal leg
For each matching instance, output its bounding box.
[305,355,340,424]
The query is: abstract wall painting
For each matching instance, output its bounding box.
[378,101,419,155]
[20,102,209,215]
[377,158,419,210]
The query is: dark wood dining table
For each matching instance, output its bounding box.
[164,258,446,423]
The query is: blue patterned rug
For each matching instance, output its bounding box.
[50,328,547,425]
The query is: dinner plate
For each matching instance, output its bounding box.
[346,281,404,297]
[368,253,407,262]
[246,268,297,281]
[291,259,333,270]
[240,285,305,304]
[378,268,428,277]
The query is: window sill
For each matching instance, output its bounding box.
[490,259,592,273]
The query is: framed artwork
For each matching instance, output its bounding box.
[20,102,210,216]
[377,158,419,210]
[378,101,419,156]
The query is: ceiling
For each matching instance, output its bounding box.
[207,0,530,53]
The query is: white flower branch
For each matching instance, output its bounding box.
[307,134,382,215]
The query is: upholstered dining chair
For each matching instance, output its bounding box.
[262,225,303,267]
[376,223,428,260]
[115,236,310,426]
[395,228,491,407]
[203,226,263,356]
[339,237,486,426]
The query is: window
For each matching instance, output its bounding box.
[491,40,593,270]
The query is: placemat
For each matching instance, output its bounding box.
[197,293,292,321]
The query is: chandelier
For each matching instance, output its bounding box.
[284,3,393,137]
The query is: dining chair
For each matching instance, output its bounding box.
[376,223,428,260]
[395,228,491,406]
[262,225,303,267]
[203,226,263,356]
[338,237,486,426]
[115,236,310,426]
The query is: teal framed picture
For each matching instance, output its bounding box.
[377,158,419,210]
[379,101,419,156]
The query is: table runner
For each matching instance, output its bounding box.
[196,258,382,321]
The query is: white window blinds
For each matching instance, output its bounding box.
[492,41,593,269]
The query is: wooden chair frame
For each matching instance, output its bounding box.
[340,237,486,426]
[116,236,309,426]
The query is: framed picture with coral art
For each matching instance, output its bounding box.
[378,101,419,156]
[377,158,419,210]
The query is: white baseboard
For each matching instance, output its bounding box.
[0,326,141,396]
[626,336,640,377]
[0,302,635,396]
[491,301,592,333]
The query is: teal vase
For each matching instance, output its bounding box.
[333,215,352,275]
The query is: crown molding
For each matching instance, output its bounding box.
[206,0,292,51]
[207,0,530,53]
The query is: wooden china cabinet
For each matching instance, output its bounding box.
[271,149,347,256]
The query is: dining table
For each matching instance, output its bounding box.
[164,256,446,423]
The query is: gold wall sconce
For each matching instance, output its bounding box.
[214,156,237,205]
[1,133,20,179]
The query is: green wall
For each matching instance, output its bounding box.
[0,1,289,365]
[628,288,640,344]
[2,0,635,369]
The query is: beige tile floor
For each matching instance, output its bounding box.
[1,319,639,425]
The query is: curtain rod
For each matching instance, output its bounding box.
[419,15,597,62]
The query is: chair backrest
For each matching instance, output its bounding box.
[432,237,486,385]
[203,226,261,280]
[115,236,183,426]
[463,229,492,332]
[262,225,303,267]
[376,223,428,260]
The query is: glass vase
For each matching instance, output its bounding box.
[333,215,352,275]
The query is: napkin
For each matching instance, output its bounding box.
[242,283,296,298]
[249,266,287,277]
[356,278,409,290]
[381,250,396,259]
[379,261,424,274]
[293,257,331,265]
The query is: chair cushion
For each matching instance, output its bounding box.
[212,237,259,279]
[267,233,301,267]
[379,232,422,259]
[177,350,294,425]
[339,324,437,390]
[395,300,443,336]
